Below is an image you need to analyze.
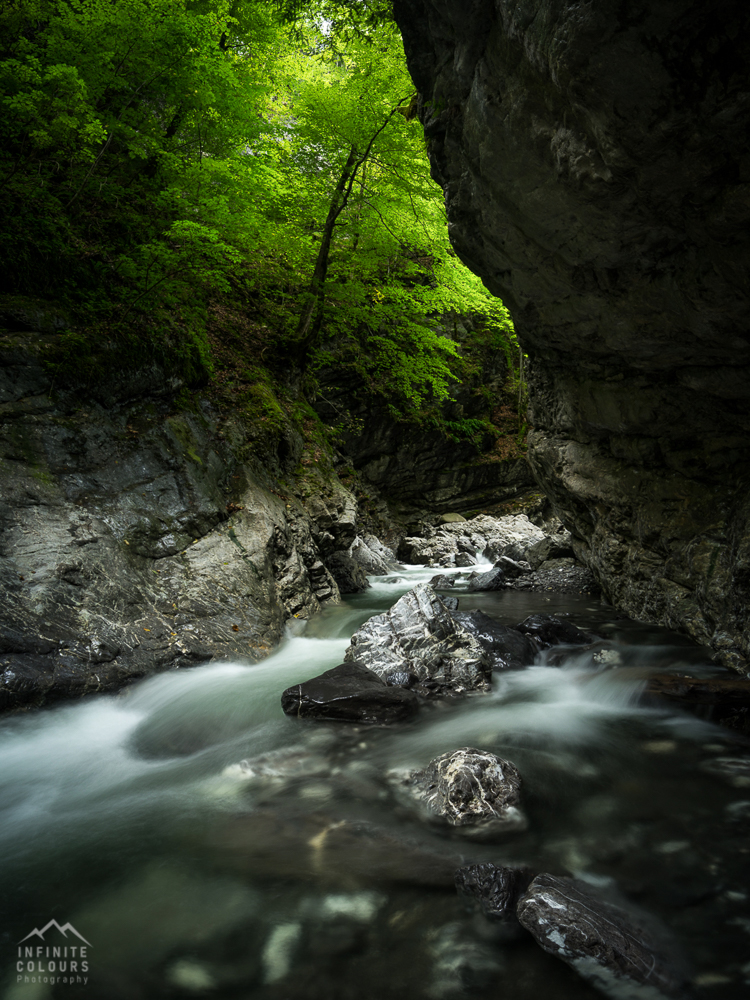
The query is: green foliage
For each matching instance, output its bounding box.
[0,0,517,424]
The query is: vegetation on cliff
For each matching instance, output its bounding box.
[0,0,521,450]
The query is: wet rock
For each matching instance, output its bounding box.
[345,583,491,696]
[507,562,601,596]
[467,556,528,592]
[325,551,370,594]
[453,611,537,671]
[426,921,504,998]
[209,810,461,887]
[441,596,459,612]
[699,756,750,788]
[281,661,419,725]
[455,862,533,923]
[388,748,527,838]
[394,0,750,671]
[647,674,750,736]
[517,874,689,1000]
[454,552,475,567]
[525,533,575,571]
[429,574,456,590]
[399,514,545,568]
[514,615,599,649]
[349,534,396,576]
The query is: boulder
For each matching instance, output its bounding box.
[325,551,370,594]
[344,584,491,696]
[453,611,538,671]
[428,574,456,590]
[517,874,689,1000]
[467,556,528,592]
[210,810,460,887]
[388,747,527,838]
[525,533,575,571]
[455,863,533,923]
[513,615,599,649]
[281,661,419,725]
[349,534,396,576]
[647,674,750,736]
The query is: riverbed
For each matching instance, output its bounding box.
[1,565,749,999]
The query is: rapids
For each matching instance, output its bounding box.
[1,565,749,999]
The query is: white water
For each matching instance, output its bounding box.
[0,565,747,1000]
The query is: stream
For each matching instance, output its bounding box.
[1,564,749,999]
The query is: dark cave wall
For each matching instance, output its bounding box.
[394,0,750,669]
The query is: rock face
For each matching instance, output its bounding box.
[344,583,492,695]
[0,331,367,710]
[398,513,545,567]
[517,874,689,999]
[280,661,419,725]
[393,0,750,672]
[389,747,527,838]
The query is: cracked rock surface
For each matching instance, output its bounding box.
[0,335,361,710]
[344,583,492,696]
[394,0,750,671]
[388,747,527,838]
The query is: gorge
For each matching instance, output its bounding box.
[1,2,750,999]
[394,0,750,673]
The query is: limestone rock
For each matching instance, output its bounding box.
[281,661,419,725]
[517,874,689,999]
[388,748,527,838]
[344,583,492,696]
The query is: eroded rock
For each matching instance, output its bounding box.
[393,0,750,671]
[514,615,599,649]
[281,661,419,725]
[388,747,527,838]
[344,583,492,696]
[517,874,689,1000]
[454,862,533,923]
[453,611,537,671]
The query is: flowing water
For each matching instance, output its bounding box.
[1,565,749,999]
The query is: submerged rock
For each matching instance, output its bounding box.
[648,674,750,736]
[344,583,491,696]
[281,661,419,725]
[514,614,599,649]
[454,862,533,924]
[453,611,537,671]
[517,874,689,1000]
[209,810,460,887]
[388,748,527,839]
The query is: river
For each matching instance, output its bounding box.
[1,564,748,999]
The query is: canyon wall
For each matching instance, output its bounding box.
[394,0,750,670]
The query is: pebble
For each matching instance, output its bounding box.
[262,923,302,984]
[693,973,733,987]
[642,740,677,753]
[166,959,216,991]
[655,840,690,854]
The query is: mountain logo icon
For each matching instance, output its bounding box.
[18,920,91,947]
